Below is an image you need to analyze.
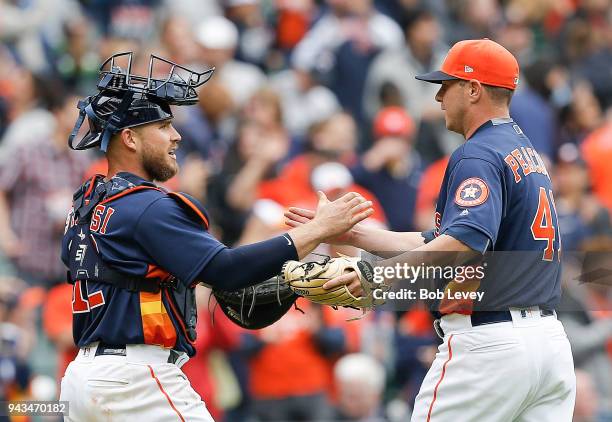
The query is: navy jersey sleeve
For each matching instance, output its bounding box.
[134,197,225,285]
[439,158,504,253]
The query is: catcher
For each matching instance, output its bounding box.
[60,52,373,421]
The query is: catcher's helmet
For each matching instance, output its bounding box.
[69,52,214,152]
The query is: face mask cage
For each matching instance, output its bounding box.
[97,52,214,105]
[68,52,214,151]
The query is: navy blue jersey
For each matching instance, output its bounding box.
[434,118,562,310]
[350,155,423,232]
[61,172,224,355]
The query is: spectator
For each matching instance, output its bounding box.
[333,353,387,421]
[172,78,235,169]
[270,63,340,139]
[182,287,242,421]
[414,156,449,230]
[246,302,339,421]
[160,0,221,28]
[393,306,438,408]
[581,120,612,214]
[274,0,315,53]
[0,277,35,402]
[0,91,91,286]
[195,15,266,108]
[239,112,386,244]
[42,283,78,387]
[574,369,599,422]
[363,9,462,161]
[510,60,564,160]
[224,0,274,69]
[0,0,82,73]
[553,143,612,251]
[559,240,612,421]
[209,117,289,244]
[159,15,201,66]
[0,65,55,162]
[445,0,502,44]
[82,0,162,41]
[558,1,612,109]
[52,17,101,95]
[293,0,403,129]
[351,106,423,232]
[292,0,403,76]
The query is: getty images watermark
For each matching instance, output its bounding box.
[362,250,612,312]
[371,262,487,302]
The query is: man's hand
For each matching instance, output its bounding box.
[285,192,373,259]
[322,271,364,297]
[0,230,25,258]
[284,205,362,245]
[281,256,380,307]
[308,191,372,242]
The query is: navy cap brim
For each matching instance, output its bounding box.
[415,70,459,83]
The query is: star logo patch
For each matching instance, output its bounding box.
[455,177,489,207]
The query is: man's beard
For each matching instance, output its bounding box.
[141,143,178,182]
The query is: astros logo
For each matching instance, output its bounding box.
[455,177,489,207]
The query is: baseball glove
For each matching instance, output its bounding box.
[212,277,299,330]
[281,255,386,310]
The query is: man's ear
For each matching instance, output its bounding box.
[119,128,138,152]
[467,80,483,103]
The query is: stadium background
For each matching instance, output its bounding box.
[0,0,611,420]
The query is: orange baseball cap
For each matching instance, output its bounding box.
[373,106,415,139]
[416,39,519,90]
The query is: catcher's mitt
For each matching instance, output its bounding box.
[281,255,386,310]
[212,277,299,330]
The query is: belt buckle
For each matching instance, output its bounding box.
[95,343,126,357]
[433,319,445,339]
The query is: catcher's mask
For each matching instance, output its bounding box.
[69,52,214,152]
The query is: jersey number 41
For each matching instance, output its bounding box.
[530,187,561,262]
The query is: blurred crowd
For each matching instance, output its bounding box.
[0,0,611,420]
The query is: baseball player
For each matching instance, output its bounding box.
[59,53,373,421]
[286,39,576,421]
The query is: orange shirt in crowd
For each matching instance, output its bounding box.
[42,283,79,382]
[415,156,449,214]
[257,155,387,224]
[581,122,612,213]
[248,299,366,400]
[249,301,331,399]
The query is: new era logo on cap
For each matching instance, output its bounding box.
[464,65,474,73]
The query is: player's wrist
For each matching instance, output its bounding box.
[345,224,372,249]
[305,219,331,241]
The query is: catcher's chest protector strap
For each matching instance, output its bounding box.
[67,178,208,292]
[67,176,166,292]
[66,178,203,342]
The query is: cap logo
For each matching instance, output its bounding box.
[464,65,474,73]
[514,77,519,85]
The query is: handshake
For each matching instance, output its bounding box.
[212,191,387,329]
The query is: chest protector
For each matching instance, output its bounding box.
[66,175,210,343]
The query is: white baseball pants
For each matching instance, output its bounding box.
[60,343,215,422]
[411,308,576,422]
